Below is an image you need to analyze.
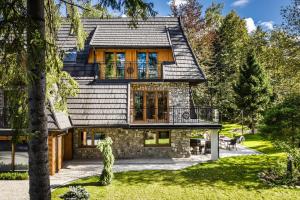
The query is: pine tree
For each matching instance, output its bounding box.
[234,52,271,134]
[210,11,249,120]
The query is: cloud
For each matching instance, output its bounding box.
[259,21,274,31]
[232,0,250,7]
[168,0,187,7]
[244,18,257,33]
[121,14,127,18]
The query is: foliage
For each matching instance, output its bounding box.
[259,161,300,186]
[233,52,271,133]
[209,11,249,120]
[59,186,90,200]
[281,0,300,36]
[260,94,300,185]
[97,137,115,186]
[52,134,296,200]
[82,2,112,18]
[0,172,28,180]
[260,94,300,145]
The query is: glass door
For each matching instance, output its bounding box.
[116,53,125,79]
[133,91,144,121]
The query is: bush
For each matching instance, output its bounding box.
[259,161,300,186]
[0,172,28,180]
[59,186,90,200]
[97,137,114,186]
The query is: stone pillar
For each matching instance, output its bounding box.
[210,130,219,161]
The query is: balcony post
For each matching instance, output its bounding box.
[210,129,219,161]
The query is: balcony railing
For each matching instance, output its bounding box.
[94,61,164,80]
[130,106,219,125]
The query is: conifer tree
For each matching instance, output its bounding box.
[234,52,271,134]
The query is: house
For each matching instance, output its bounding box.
[0,17,221,175]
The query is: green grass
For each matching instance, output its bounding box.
[0,172,28,180]
[220,123,250,138]
[52,127,297,200]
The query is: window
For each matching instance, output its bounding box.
[78,130,106,147]
[144,131,170,146]
[105,52,125,79]
[133,91,168,122]
[137,52,158,79]
[64,51,77,62]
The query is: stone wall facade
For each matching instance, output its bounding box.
[73,128,191,159]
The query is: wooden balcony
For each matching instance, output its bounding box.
[94,61,166,81]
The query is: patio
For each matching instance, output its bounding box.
[50,144,260,188]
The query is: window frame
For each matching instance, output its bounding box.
[132,90,169,123]
[144,130,171,147]
[78,130,106,148]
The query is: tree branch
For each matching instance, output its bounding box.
[60,0,90,11]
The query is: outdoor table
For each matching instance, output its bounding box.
[219,136,232,149]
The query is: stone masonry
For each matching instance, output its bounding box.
[73,128,191,159]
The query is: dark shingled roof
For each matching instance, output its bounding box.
[90,25,170,47]
[47,104,72,131]
[67,83,128,126]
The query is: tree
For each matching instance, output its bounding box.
[233,52,271,134]
[1,0,157,199]
[281,0,300,36]
[260,94,300,181]
[210,11,249,120]
[97,137,114,186]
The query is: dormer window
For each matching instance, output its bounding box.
[64,51,77,63]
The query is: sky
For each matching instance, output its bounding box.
[147,0,292,33]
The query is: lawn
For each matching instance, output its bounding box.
[52,131,297,200]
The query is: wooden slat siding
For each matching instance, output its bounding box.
[0,136,10,140]
[63,132,73,160]
[48,135,56,176]
[57,136,62,171]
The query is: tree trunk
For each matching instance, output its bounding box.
[11,142,15,172]
[27,0,50,199]
[251,115,255,134]
[287,155,293,179]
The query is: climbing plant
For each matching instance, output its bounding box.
[97,137,115,186]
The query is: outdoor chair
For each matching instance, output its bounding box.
[235,135,245,144]
[228,138,238,151]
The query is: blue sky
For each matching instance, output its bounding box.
[148,0,291,32]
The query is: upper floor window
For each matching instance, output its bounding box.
[64,51,77,63]
[105,52,125,79]
[137,52,158,79]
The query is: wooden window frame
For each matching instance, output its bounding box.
[104,51,126,79]
[78,129,106,148]
[132,90,169,123]
[136,50,158,79]
[144,130,171,147]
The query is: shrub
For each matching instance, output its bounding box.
[97,137,114,186]
[259,161,300,186]
[59,186,90,200]
[0,172,28,180]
